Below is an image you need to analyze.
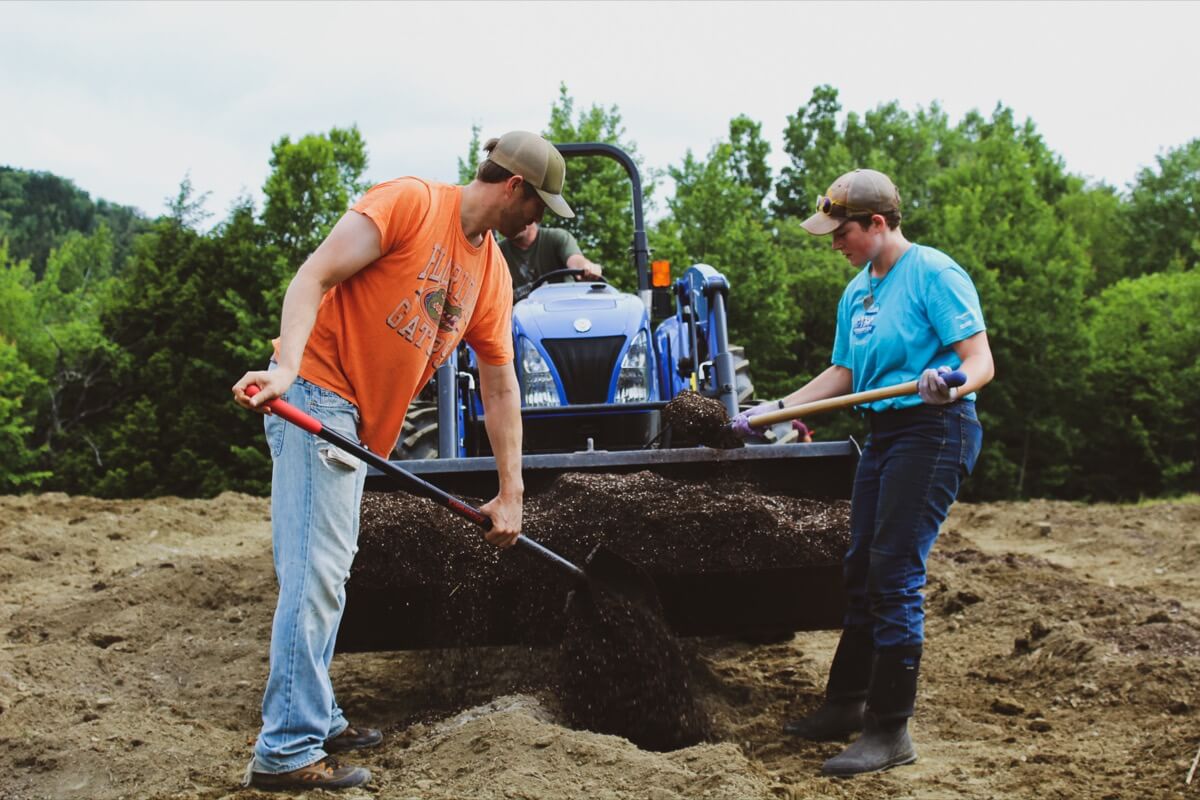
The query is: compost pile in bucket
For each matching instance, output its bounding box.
[351,470,849,748]
[352,471,850,644]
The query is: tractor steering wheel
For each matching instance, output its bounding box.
[530,268,609,291]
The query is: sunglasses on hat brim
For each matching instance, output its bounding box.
[815,195,878,218]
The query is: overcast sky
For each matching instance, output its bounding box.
[3,1,1198,223]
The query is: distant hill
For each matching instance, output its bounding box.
[0,166,151,276]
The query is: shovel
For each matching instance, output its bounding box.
[244,385,658,609]
[746,369,968,430]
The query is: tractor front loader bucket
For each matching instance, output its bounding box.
[337,441,859,652]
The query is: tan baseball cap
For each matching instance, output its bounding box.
[486,131,574,218]
[800,169,900,235]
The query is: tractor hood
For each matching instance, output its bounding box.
[514,282,647,342]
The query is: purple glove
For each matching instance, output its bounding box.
[731,400,780,441]
[918,366,959,405]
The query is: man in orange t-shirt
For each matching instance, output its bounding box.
[231,131,573,792]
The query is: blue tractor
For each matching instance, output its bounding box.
[347,143,859,649]
[395,143,787,463]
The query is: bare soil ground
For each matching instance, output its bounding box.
[1,489,1198,799]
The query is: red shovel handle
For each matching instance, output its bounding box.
[244,384,485,525]
[241,383,586,580]
[245,384,322,434]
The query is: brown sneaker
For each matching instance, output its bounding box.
[249,757,371,791]
[324,724,383,753]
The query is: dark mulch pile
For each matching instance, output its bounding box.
[660,391,743,449]
[353,470,848,599]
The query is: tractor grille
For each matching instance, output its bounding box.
[542,336,626,404]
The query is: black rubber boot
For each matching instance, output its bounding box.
[783,626,872,740]
[821,645,921,777]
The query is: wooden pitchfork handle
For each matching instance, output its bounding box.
[748,369,968,427]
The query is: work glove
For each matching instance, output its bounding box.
[918,366,959,405]
[731,400,781,441]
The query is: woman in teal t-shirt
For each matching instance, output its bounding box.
[733,169,995,777]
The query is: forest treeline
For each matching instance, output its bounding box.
[1,85,1196,501]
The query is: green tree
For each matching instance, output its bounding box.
[776,86,963,241]
[0,227,123,485]
[1122,137,1200,275]
[773,219,859,391]
[0,241,43,365]
[727,115,773,209]
[262,126,370,270]
[0,167,147,277]
[31,227,124,461]
[16,129,368,498]
[0,242,50,488]
[1077,270,1200,498]
[922,107,1089,499]
[1057,180,1132,294]
[53,180,274,497]
[0,336,48,489]
[654,117,803,396]
[774,85,850,220]
[457,123,483,184]
[541,84,652,292]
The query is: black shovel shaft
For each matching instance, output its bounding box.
[245,386,585,581]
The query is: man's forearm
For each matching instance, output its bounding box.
[566,253,602,276]
[481,365,525,498]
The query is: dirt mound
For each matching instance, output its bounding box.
[1,490,1197,799]
[386,694,772,800]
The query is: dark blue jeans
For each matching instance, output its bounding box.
[844,401,983,649]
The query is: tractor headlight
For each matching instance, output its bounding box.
[615,330,651,403]
[519,337,560,407]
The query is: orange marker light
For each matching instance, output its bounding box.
[651,260,671,288]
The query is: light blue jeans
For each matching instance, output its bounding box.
[251,371,367,774]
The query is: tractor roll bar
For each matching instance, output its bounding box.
[554,143,651,303]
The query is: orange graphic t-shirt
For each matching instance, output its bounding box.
[291,178,514,456]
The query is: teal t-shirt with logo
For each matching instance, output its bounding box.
[831,244,986,412]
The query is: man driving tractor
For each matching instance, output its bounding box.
[500,220,605,300]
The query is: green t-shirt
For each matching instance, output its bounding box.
[499,226,582,298]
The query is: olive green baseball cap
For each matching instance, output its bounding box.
[486,131,574,218]
[800,169,900,234]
